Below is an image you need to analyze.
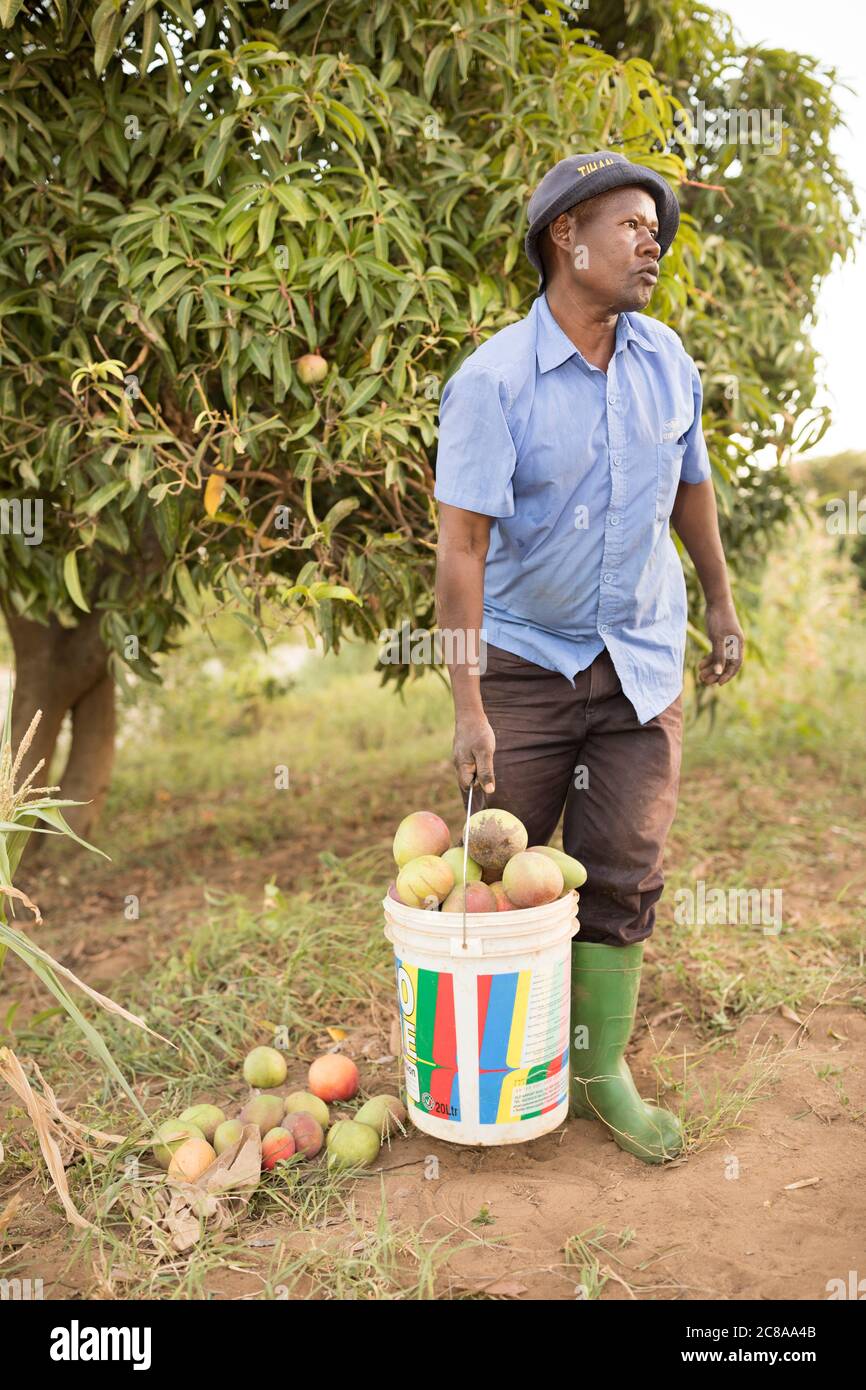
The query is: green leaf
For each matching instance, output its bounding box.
[342,375,382,416]
[92,8,121,76]
[257,198,278,255]
[143,267,196,318]
[174,561,201,615]
[62,551,90,613]
[82,479,127,516]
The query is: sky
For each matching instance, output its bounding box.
[717,0,865,459]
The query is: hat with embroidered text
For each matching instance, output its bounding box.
[524,152,680,290]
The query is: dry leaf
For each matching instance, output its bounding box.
[204,471,226,516]
[0,1192,22,1240]
[784,1177,821,1191]
[158,1125,263,1251]
[0,1049,97,1229]
[0,883,42,924]
[827,1027,849,1041]
[327,1027,347,1042]
[779,1004,807,1028]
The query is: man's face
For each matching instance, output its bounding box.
[546,186,661,312]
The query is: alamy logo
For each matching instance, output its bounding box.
[0,497,43,545]
[49,1320,152,1371]
[0,1277,43,1300]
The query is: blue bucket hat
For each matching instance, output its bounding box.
[524,151,680,290]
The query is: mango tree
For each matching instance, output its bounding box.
[0,0,856,831]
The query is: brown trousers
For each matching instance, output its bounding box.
[468,644,683,946]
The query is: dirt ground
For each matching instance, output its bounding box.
[3,764,864,1302]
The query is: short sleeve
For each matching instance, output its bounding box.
[434,365,517,518]
[679,358,712,485]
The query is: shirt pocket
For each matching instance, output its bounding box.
[656,443,686,522]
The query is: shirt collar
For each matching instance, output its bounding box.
[534,293,658,373]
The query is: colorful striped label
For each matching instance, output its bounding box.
[477,962,570,1124]
[396,959,461,1122]
[395,955,570,1127]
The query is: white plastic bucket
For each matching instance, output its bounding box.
[383,891,580,1146]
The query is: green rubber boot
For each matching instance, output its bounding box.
[570,940,682,1164]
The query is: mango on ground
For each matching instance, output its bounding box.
[178,1104,225,1143]
[308,1054,359,1103]
[167,1137,216,1183]
[213,1118,244,1155]
[152,1119,206,1170]
[327,1120,381,1170]
[284,1090,330,1128]
[242,1045,288,1089]
[282,1111,324,1158]
[325,1119,349,1150]
[262,1127,296,1171]
[354,1094,408,1139]
[240,1094,285,1135]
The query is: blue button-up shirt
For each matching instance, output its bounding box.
[433,291,712,723]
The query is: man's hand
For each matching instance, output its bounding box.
[453,712,496,794]
[698,600,745,686]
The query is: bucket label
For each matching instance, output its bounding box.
[477,961,570,1124]
[396,959,461,1122]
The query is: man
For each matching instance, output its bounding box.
[433,152,744,1164]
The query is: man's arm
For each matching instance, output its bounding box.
[435,502,497,792]
[671,477,745,686]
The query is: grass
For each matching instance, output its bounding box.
[1,517,865,1296]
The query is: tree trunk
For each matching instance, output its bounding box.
[3,610,116,841]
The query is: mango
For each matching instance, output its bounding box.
[240,1095,286,1135]
[296,352,328,385]
[262,1127,296,1171]
[326,1120,381,1170]
[178,1104,225,1143]
[242,1045,287,1089]
[393,811,450,867]
[325,1119,349,1150]
[167,1137,216,1183]
[466,809,528,877]
[308,1054,359,1103]
[282,1111,324,1158]
[284,1090,330,1129]
[528,845,587,891]
[152,1119,206,1170]
[488,881,517,911]
[213,1118,244,1155]
[441,847,482,885]
[354,1094,407,1139]
[395,854,454,909]
[502,851,564,908]
[441,882,497,914]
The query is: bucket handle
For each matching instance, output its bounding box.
[456,776,476,953]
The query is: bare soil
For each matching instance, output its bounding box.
[2,760,864,1301]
